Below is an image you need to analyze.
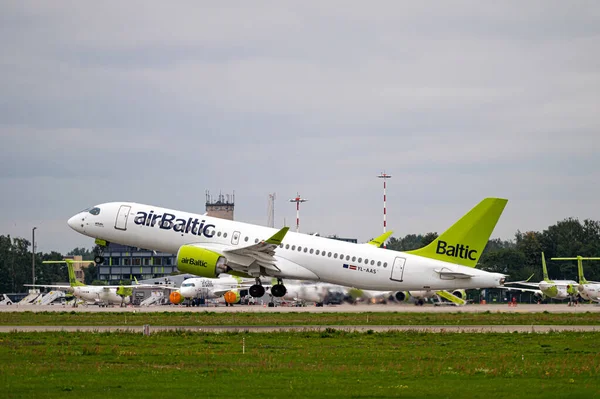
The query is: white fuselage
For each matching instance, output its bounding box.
[579,283,600,302]
[72,286,131,305]
[283,283,331,303]
[538,281,578,300]
[68,202,506,291]
[178,276,245,299]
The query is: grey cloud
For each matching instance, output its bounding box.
[0,1,599,254]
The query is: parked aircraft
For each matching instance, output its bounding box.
[26,260,148,307]
[66,197,508,298]
[504,253,579,302]
[167,275,254,306]
[552,256,600,303]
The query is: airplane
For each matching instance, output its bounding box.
[552,256,600,303]
[504,253,579,303]
[356,289,467,306]
[166,275,256,306]
[25,260,148,307]
[66,197,508,298]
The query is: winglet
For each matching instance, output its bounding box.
[265,227,289,246]
[407,198,508,267]
[524,273,535,283]
[367,231,393,247]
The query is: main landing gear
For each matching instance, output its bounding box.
[249,278,266,298]
[248,278,287,298]
[270,279,287,298]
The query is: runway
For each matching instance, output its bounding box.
[0,324,597,333]
[1,303,598,313]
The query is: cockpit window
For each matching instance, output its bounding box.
[89,207,101,215]
[182,283,195,287]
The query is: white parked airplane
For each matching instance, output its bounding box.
[504,253,579,302]
[552,256,600,303]
[66,197,508,298]
[167,275,255,306]
[363,289,468,306]
[26,260,147,307]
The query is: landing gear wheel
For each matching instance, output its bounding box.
[249,284,265,298]
[94,255,105,265]
[271,284,287,297]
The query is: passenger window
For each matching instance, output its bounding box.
[303,248,308,253]
[371,260,375,265]
[383,262,388,268]
[286,244,290,249]
[364,259,369,264]
[346,255,350,261]
[255,238,259,244]
[334,253,338,259]
[298,246,302,251]
[328,252,332,257]
[223,233,228,238]
[292,245,296,250]
[244,237,249,242]
[377,261,381,267]
[310,249,314,254]
[316,250,320,255]
[352,256,356,262]
[358,258,362,263]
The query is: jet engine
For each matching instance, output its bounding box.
[176,245,229,278]
[169,291,185,304]
[394,291,409,302]
[223,290,241,305]
[451,289,467,300]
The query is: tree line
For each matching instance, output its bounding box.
[386,217,600,282]
[1,217,600,293]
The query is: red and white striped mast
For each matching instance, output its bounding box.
[289,193,308,233]
[377,173,392,235]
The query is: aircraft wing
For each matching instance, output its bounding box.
[223,227,289,271]
[24,284,71,289]
[503,286,542,294]
[436,290,466,306]
[503,281,541,288]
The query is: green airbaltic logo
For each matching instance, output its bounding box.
[436,240,477,261]
[181,257,208,267]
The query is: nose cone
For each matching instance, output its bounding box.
[68,214,81,231]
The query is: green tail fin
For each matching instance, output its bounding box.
[407,198,507,267]
[43,260,86,287]
[541,253,552,282]
[66,261,86,287]
[578,257,588,284]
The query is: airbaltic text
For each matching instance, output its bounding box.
[436,240,477,261]
[134,211,216,237]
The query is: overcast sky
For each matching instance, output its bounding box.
[1,1,599,254]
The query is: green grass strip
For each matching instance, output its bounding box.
[1,330,599,398]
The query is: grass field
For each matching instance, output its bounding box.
[1,310,600,326]
[1,330,599,398]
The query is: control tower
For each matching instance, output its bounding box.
[205,191,235,220]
